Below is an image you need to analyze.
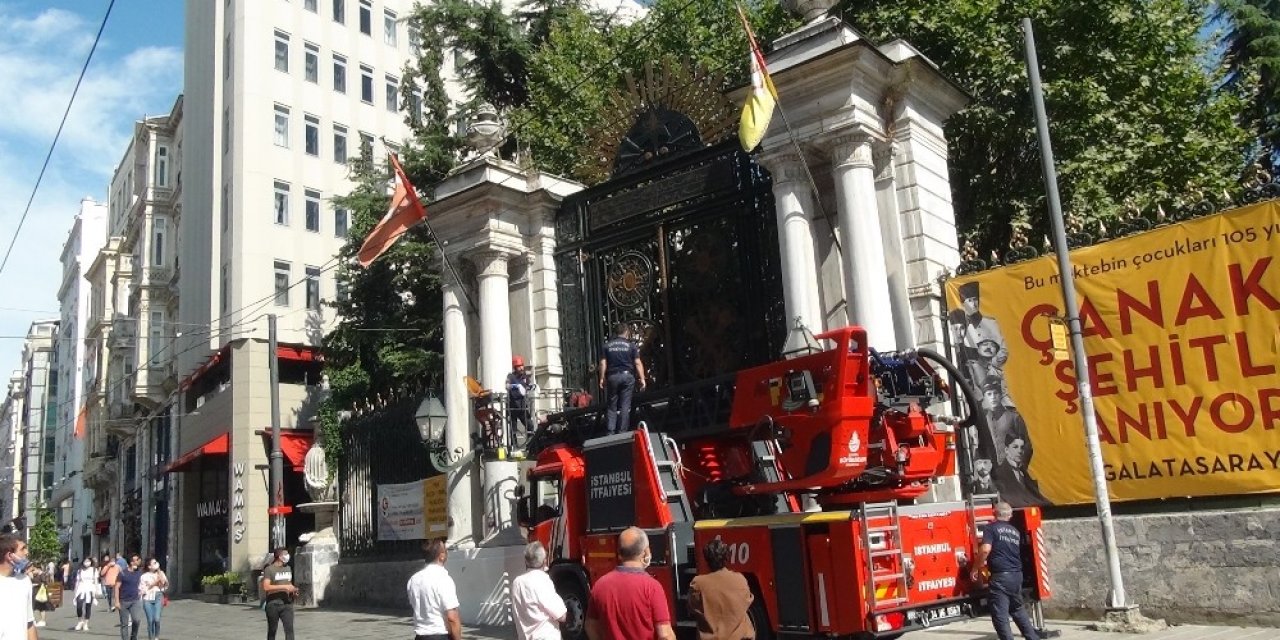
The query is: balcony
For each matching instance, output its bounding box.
[144,265,173,286]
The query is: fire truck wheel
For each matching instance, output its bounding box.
[555,577,588,640]
[748,600,773,640]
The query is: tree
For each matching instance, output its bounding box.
[1218,0,1280,172]
[837,0,1254,256]
[27,510,61,564]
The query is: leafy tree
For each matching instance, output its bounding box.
[1218,0,1280,171]
[838,0,1254,256]
[27,510,61,564]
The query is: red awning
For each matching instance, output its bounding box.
[179,344,232,391]
[256,430,313,472]
[165,433,230,473]
[277,345,321,362]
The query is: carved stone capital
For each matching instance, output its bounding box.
[829,133,875,170]
[760,152,809,185]
[873,142,897,182]
[471,249,510,279]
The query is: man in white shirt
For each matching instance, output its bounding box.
[407,539,461,640]
[0,534,37,640]
[510,542,567,640]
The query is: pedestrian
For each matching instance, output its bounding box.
[74,557,99,631]
[688,540,754,640]
[597,323,647,435]
[29,565,53,628]
[100,554,119,611]
[510,542,566,640]
[407,539,461,640]
[139,558,168,640]
[584,527,674,640]
[59,559,71,590]
[113,554,144,640]
[260,548,299,640]
[0,533,37,640]
[507,355,537,441]
[115,554,127,572]
[970,502,1040,640]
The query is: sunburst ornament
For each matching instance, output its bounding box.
[577,58,738,184]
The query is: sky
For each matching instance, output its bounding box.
[0,1,183,377]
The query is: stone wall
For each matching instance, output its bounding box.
[1043,507,1280,626]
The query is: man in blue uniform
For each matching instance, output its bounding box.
[507,355,537,440]
[598,323,646,434]
[971,502,1039,640]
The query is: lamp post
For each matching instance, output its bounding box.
[415,394,448,446]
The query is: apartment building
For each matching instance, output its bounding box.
[14,320,59,534]
[0,371,25,528]
[48,198,108,559]
[174,0,432,588]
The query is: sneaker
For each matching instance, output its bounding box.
[35,621,45,628]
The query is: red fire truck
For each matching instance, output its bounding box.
[516,326,1051,639]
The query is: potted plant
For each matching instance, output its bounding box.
[221,571,245,596]
[200,574,225,595]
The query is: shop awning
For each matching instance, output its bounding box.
[256,430,313,472]
[165,433,230,473]
[277,345,321,363]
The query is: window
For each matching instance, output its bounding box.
[305,267,321,310]
[384,10,397,46]
[360,65,373,103]
[155,146,169,186]
[222,108,231,154]
[223,33,232,79]
[408,24,420,51]
[305,189,321,232]
[359,0,372,35]
[385,75,399,112]
[304,115,320,156]
[304,0,317,12]
[274,261,291,306]
[333,0,345,24]
[149,311,164,365]
[274,30,290,73]
[273,181,290,225]
[408,91,423,123]
[273,105,290,147]
[333,124,348,163]
[220,263,229,313]
[334,207,349,238]
[152,218,166,266]
[336,280,349,303]
[221,183,231,231]
[304,43,319,83]
[359,132,374,158]
[332,54,347,93]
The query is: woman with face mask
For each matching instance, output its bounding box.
[74,557,100,630]
[139,558,169,640]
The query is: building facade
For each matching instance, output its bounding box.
[0,371,26,528]
[48,198,108,559]
[173,0,433,589]
[16,320,59,533]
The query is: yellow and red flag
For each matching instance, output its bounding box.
[737,3,778,152]
[357,153,428,267]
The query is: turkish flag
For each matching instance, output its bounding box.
[357,153,427,267]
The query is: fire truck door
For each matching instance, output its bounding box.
[769,526,811,632]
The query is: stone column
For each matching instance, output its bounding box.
[830,132,898,349]
[441,262,474,546]
[763,153,824,350]
[475,250,513,390]
[874,143,915,350]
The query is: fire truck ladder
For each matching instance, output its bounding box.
[751,439,797,513]
[967,494,999,539]
[860,501,910,610]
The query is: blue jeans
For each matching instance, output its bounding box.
[988,571,1039,640]
[605,371,636,434]
[142,598,163,639]
[117,600,142,640]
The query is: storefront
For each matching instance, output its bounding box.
[166,432,230,590]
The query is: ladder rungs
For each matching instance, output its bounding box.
[872,572,905,581]
[870,550,901,558]
[874,597,909,606]
[867,526,898,534]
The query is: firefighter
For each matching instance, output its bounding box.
[507,355,537,440]
[598,323,647,434]
[971,502,1040,640]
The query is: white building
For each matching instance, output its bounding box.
[48,198,108,559]
[16,320,59,533]
[173,0,434,587]
[0,371,25,527]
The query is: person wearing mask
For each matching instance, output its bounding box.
[585,527,674,640]
[138,559,168,640]
[0,533,37,640]
[970,502,1040,640]
[510,542,566,640]
[407,539,461,640]
[99,554,118,610]
[73,558,99,631]
[688,540,754,640]
[260,548,299,640]
[598,323,647,435]
[113,554,144,640]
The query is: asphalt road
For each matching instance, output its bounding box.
[28,598,1277,640]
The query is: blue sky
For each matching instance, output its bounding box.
[0,1,182,376]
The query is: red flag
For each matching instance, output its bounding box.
[357,153,428,267]
[73,403,89,440]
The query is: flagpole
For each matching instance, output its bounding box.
[416,216,478,316]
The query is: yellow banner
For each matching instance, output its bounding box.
[424,474,448,536]
[945,201,1280,505]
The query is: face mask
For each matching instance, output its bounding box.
[84,561,92,568]
[280,554,291,565]
[149,563,160,571]
[9,554,30,575]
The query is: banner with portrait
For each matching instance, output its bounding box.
[945,201,1280,506]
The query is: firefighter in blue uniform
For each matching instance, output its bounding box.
[598,323,647,434]
[971,501,1040,640]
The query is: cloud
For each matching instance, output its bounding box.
[0,5,181,370]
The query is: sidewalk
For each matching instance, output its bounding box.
[30,598,1276,640]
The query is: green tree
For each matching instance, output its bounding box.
[1219,0,1280,171]
[27,510,61,564]
[838,0,1254,256]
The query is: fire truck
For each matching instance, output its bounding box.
[515,326,1051,640]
